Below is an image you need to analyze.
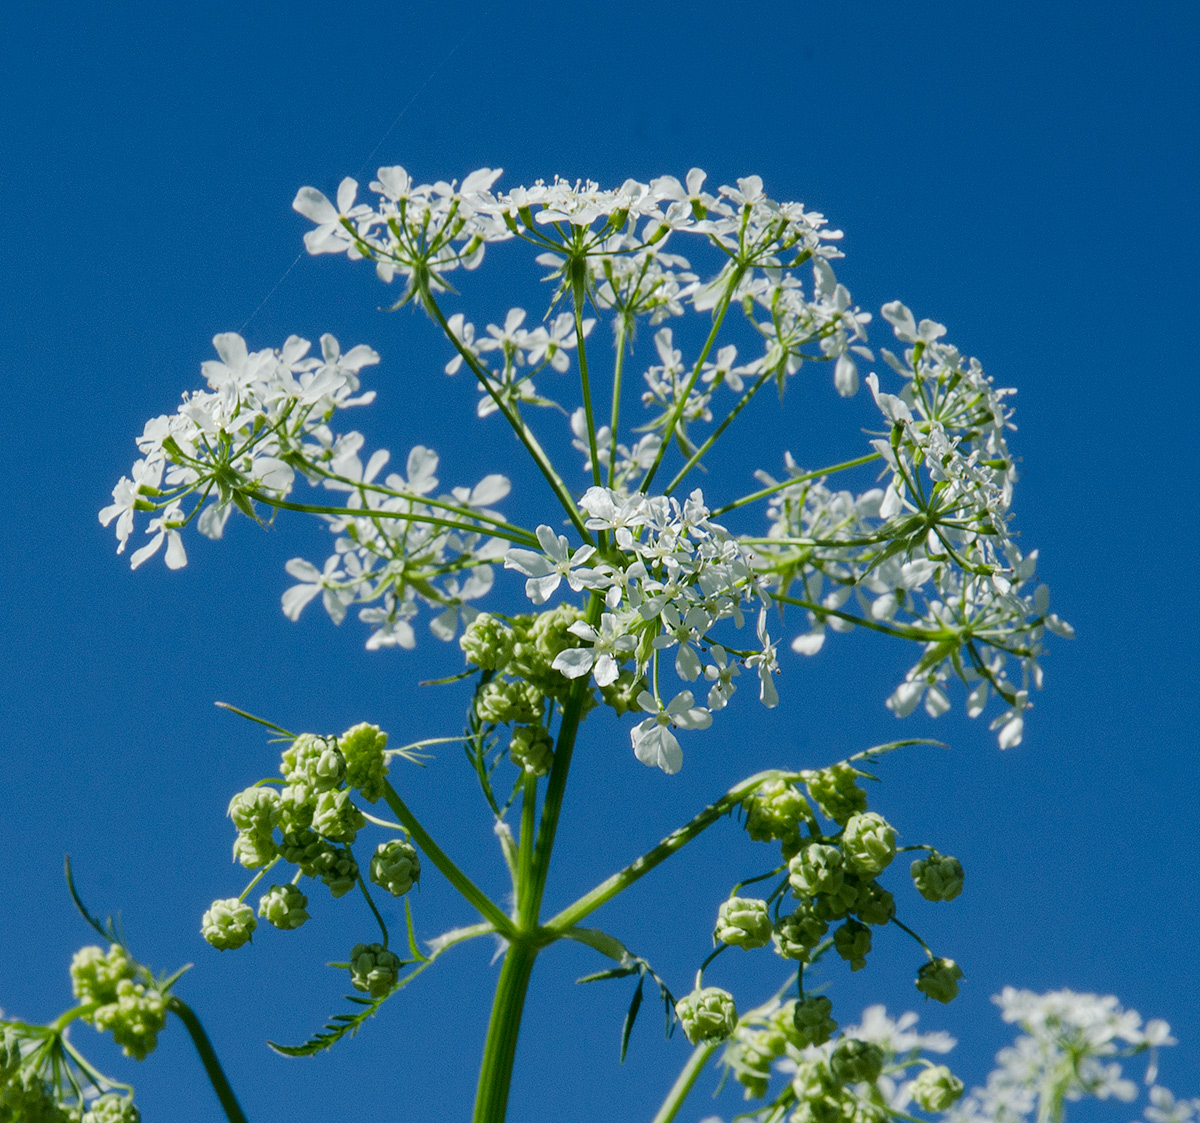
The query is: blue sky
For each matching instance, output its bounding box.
[2,1,1198,1120]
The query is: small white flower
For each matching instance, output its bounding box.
[629,690,711,774]
[504,525,602,604]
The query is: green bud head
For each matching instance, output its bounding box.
[772,906,828,961]
[83,1094,140,1123]
[911,852,964,902]
[675,986,738,1044]
[282,734,346,792]
[803,763,868,825]
[788,843,844,898]
[813,877,860,922]
[460,612,515,671]
[311,789,366,843]
[257,884,310,930]
[202,898,257,950]
[599,668,646,716]
[370,839,421,897]
[841,812,896,876]
[227,786,280,835]
[743,779,811,843]
[277,784,316,833]
[916,958,963,1003]
[727,1026,779,1099]
[830,1037,885,1084]
[93,979,166,1060]
[509,725,554,777]
[232,831,277,870]
[714,897,773,949]
[853,880,896,926]
[340,722,389,803]
[278,828,326,873]
[475,678,544,726]
[0,1069,72,1122]
[912,1064,965,1111]
[70,944,134,1006]
[833,918,872,971]
[349,942,402,998]
[792,996,838,1047]
[312,845,359,898]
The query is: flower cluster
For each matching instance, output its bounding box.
[69,945,166,1061]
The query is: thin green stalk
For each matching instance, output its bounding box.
[770,592,959,644]
[167,998,249,1123]
[573,289,603,490]
[650,1041,719,1123]
[516,772,538,919]
[663,368,773,495]
[470,940,538,1123]
[607,319,627,487]
[710,452,882,516]
[381,781,515,937]
[545,769,801,934]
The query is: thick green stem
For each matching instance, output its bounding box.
[167,998,249,1123]
[650,1041,719,1123]
[471,940,538,1123]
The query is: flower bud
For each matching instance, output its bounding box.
[853,880,896,926]
[370,839,421,897]
[912,1064,965,1111]
[232,831,277,870]
[278,828,325,873]
[788,843,844,898]
[83,1094,140,1123]
[833,918,871,971]
[792,995,837,1047]
[93,979,166,1060]
[791,1057,836,1105]
[803,763,867,825]
[675,986,737,1044]
[841,812,896,876]
[277,784,315,833]
[349,942,402,998]
[743,779,811,843]
[282,734,346,792]
[475,678,543,726]
[227,786,280,861]
[910,852,964,902]
[813,878,860,922]
[340,722,389,803]
[312,845,359,897]
[460,612,514,671]
[71,944,134,1006]
[258,884,310,930]
[773,906,828,961]
[726,1026,780,1098]
[509,725,554,777]
[830,1037,884,1084]
[714,897,772,949]
[201,898,256,950]
[916,958,963,1003]
[599,668,646,716]
[312,789,366,843]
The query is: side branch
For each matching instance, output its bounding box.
[167,997,250,1123]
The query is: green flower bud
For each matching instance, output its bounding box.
[281,734,346,792]
[792,995,837,1047]
[526,603,586,676]
[257,884,310,930]
[460,612,514,671]
[349,942,402,998]
[788,843,844,898]
[912,1065,965,1111]
[83,1094,140,1123]
[312,845,359,897]
[201,898,256,950]
[675,986,737,1044]
[277,784,315,832]
[841,812,896,876]
[599,668,645,716]
[475,678,544,726]
[93,979,166,1060]
[370,839,421,897]
[830,1037,884,1084]
[726,1026,780,1099]
[0,1069,75,1123]
[833,918,871,971]
[278,828,325,873]
[311,789,366,843]
[743,779,811,843]
[911,852,964,902]
[791,1057,836,1104]
[714,897,773,949]
[509,725,554,777]
[232,830,277,870]
[70,944,134,1006]
[803,763,867,825]
[813,877,860,922]
[853,880,896,926]
[227,787,279,868]
[773,906,828,961]
[916,958,963,1003]
[340,722,389,803]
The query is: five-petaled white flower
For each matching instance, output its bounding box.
[552,613,636,687]
[505,526,603,605]
[629,690,712,774]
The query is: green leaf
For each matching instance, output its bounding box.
[619,976,644,1063]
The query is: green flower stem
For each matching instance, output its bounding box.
[607,319,627,488]
[167,997,249,1123]
[663,368,773,496]
[423,293,593,543]
[544,769,800,935]
[381,781,515,938]
[470,939,539,1123]
[573,289,603,491]
[516,772,538,919]
[769,592,962,644]
[650,1041,720,1123]
[710,452,882,516]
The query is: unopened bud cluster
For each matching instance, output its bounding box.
[349,943,402,998]
[70,944,166,1060]
[675,986,738,1044]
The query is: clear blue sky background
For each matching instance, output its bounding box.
[2,1,1197,1120]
